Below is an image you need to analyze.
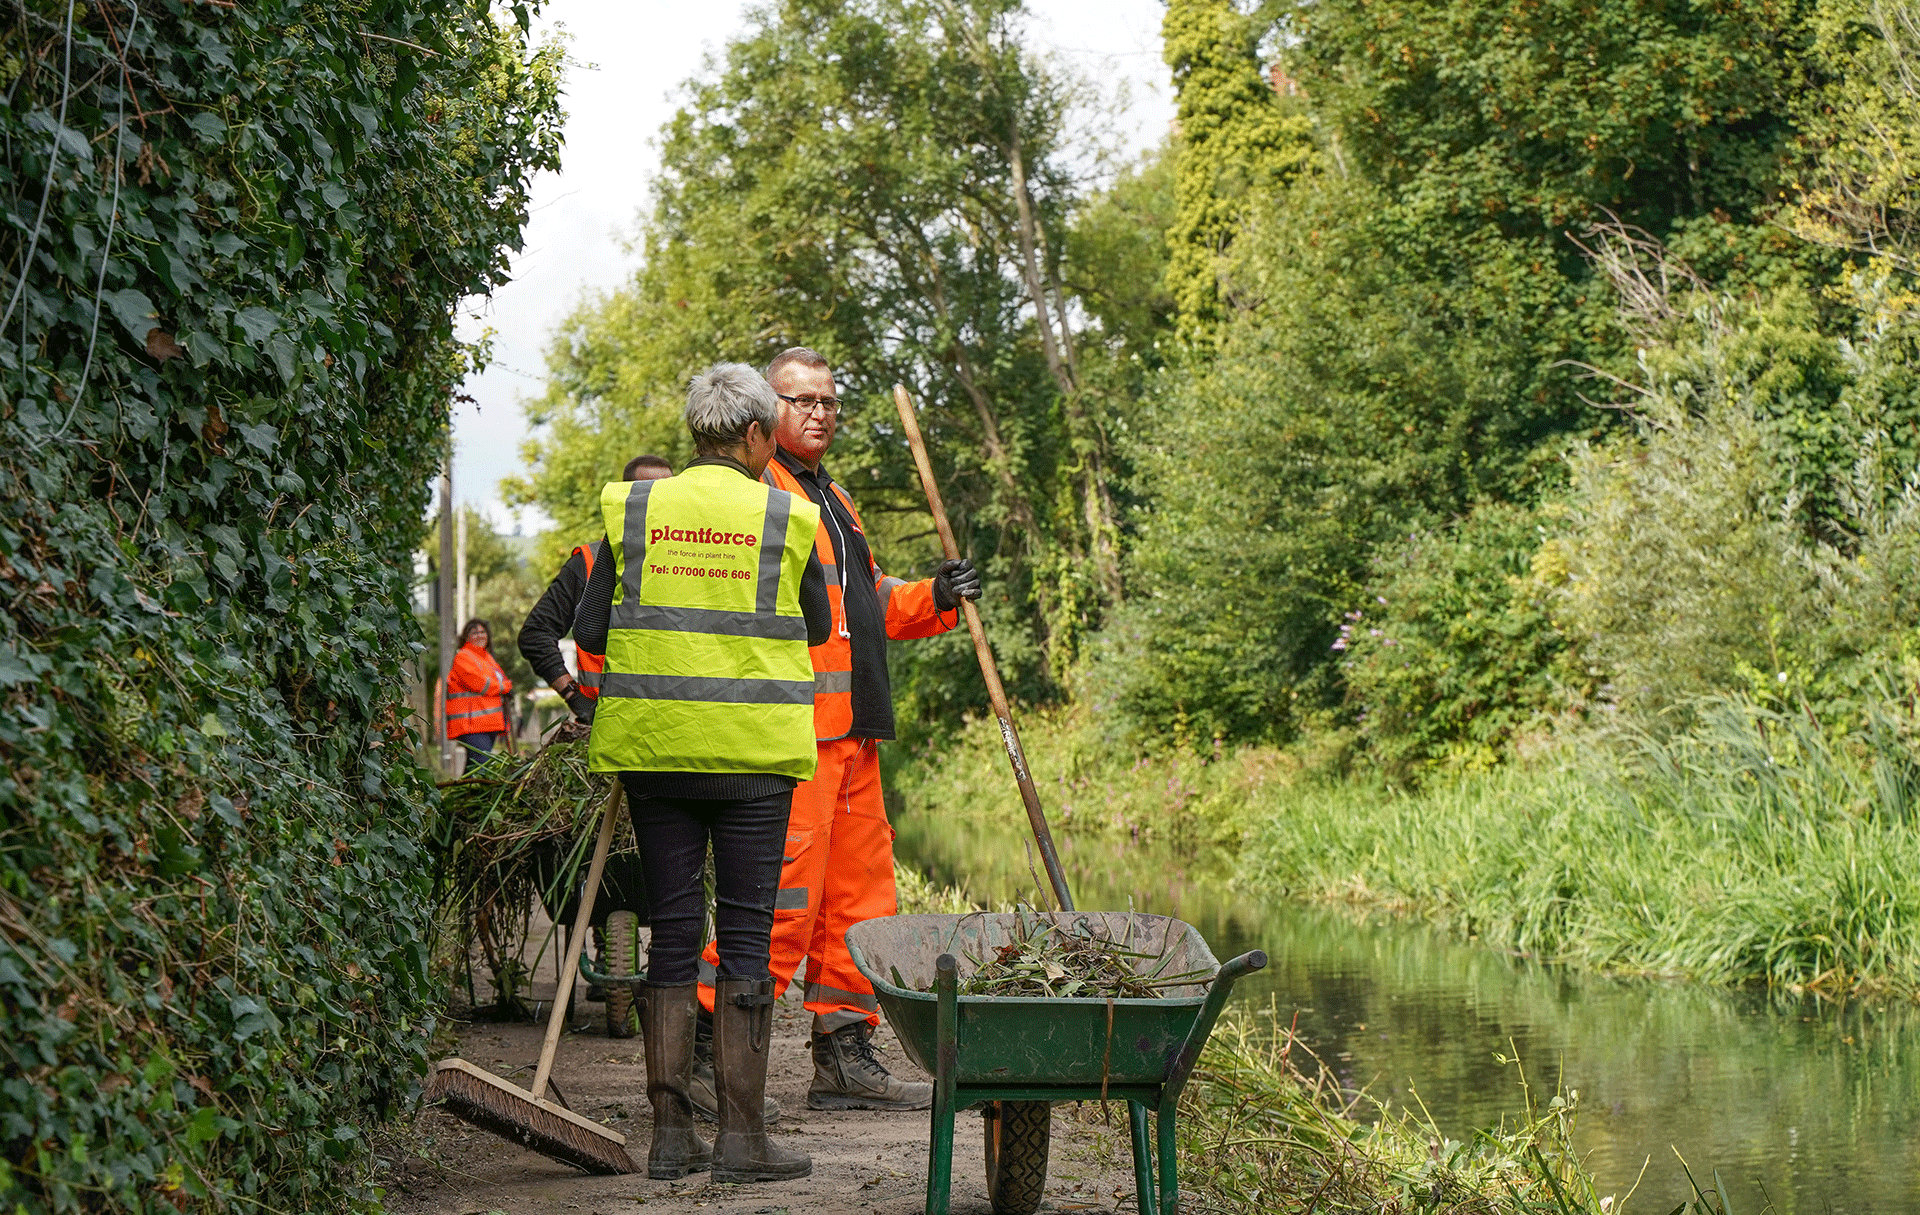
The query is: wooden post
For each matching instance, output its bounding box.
[437,464,456,770]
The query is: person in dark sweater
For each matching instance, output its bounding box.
[518,454,674,725]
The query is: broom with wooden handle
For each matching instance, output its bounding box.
[891,383,1075,913]
[424,782,638,1174]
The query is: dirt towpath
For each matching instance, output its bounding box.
[381,989,1149,1215]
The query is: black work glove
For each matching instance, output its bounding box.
[563,685,596,724]
[932,558,982,612]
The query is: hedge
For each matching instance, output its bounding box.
[0,2,561,1210]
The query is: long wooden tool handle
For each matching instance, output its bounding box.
[531,781,624,1100]
[892,384,1074,912]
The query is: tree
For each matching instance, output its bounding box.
[1097,0,1848,747]
[515,0,1134,696]
[1161,0,1313,339]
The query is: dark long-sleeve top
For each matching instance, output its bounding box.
[573,456,831,798]
[518,544,594,687]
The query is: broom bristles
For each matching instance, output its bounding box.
[424,1057,638,1175]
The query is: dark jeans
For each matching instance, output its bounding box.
[459,732,498,769]
[619,775,792,984]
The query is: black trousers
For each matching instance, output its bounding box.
[619,776,792,984]
[458,732,498,769]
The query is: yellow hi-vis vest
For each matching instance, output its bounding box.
[586,464,822,781]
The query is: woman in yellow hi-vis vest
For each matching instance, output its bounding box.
[574,363,829,1185]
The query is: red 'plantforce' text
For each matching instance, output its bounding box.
[651,526,758,547]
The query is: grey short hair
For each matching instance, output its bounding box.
[684,363,778,455]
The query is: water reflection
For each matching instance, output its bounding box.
[895,810,1920,1214]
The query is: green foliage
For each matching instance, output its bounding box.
[1095,172,1585,744]
[1341,503,1574,777]
[1098,0,1863,754]
[886,703,1274,856]
[1186,1014,1607,1214]
[1285,0,1813,238]
[515,0,1142,705]
[1791,0,1920,274]
[1065,145,1179,368]
[1549,236,1920,725]
[1237,699,1920,998]
[1161,0,1313,337]
[428,741,614,1013]
[0,3,561,1210]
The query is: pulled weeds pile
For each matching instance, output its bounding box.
[430,739,621,1012]
[941,912,1211,1000]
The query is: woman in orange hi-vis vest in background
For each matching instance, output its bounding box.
[445,618,511,770]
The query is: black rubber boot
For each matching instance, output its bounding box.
[640,982,712,1180]
[711,975,811,1183]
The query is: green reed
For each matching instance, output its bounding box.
[1240,698,1920,998]
[1168,1004,1614,1214]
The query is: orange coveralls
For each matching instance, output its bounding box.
[698,455,957,1030]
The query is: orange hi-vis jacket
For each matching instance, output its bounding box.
[761,456,955,740]
[571,542,607,700]
[445,642,511,737]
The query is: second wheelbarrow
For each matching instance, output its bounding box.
[847,911,1266,1215]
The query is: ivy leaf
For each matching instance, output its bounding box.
[0,640,51,686]
[187,111,226,144]
[234,307,281,345]
[237,421,279,453]
[103,288,159,343]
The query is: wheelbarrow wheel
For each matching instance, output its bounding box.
[604,910,642,1039]
[983,1100,1050,1215]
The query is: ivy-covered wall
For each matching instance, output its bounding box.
[0,3,561,1210]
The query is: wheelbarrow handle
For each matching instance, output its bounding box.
[576,951,649,988]
[1160,949,1267,1107]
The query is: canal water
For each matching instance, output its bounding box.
[895,809,1920,1214]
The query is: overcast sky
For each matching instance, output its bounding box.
[448,0,1177,536]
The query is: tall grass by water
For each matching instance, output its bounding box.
[889,698,1920,998]
[1248,701,1920,997]
[1169,1008,1615,1214]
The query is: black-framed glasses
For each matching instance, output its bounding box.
[776,392,842,417]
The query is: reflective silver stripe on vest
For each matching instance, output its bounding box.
[576,670,601,689]
[448,707,497,721]
[607,602,808,641]
[617,477,657,608]
[596,672,814,705]
[812,669,853,695]
[756,491,791,613]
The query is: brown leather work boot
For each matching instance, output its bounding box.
[806,1021,933,1111]
[711,975,811,1183]
[640,982,712,1180]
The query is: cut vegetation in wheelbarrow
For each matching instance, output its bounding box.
[928,909,1214,1000]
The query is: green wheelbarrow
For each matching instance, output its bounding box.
[847,911,1267,1215]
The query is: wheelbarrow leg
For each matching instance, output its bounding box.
[1157,1103,1178,1215]
[1127,1101,1158,1215]
[927,954,960,1215]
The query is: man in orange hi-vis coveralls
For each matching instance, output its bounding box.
[692,348,981,1117]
